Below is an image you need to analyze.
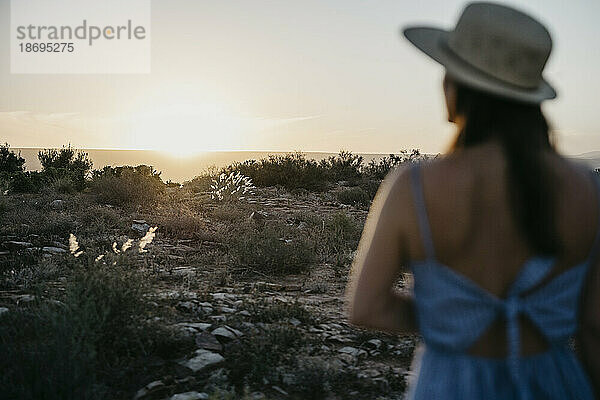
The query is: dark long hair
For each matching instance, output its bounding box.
[448,81,561,256]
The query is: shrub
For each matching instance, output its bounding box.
[228,222,316,275]
[38,145,93,191]
[224,152,328,191]
[319,150,363,183]
[0,143,26,173]
[247,298,316,325]
[335,186,371,208]
[224,325,304,391]
[90,165,165,208]
[0,257,148,399]
[363,149,426,180]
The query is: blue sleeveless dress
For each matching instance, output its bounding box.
[404,162,598,400]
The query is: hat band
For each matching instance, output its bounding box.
[439,36,540,92]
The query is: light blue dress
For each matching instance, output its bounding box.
[404,162,597,400]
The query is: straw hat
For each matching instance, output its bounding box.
[402,2,557,104]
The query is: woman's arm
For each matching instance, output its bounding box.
[345,166,417,334]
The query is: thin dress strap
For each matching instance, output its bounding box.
[587,169,600,263]
[410,162,436,261]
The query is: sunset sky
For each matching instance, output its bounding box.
[0,0,599,156]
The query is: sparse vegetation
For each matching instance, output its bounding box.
[0,143,423,399]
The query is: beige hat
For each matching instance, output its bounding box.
[402,2,557,104]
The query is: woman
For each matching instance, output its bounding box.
[345,2,599,399]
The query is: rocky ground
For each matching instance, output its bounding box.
[0,185,418,400]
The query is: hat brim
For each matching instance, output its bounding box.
[402,26,557,104]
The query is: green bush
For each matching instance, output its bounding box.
[228,222,316,275]
[224,325,304,392]
[224,152,328,191]
[0,254,190,400]
[38,145,93,191]
[319,150,363,183]
[335,186,371,208]
[0,143,26,173]
[90,165,165,207]
[247,298,316,325]
[363,149,425,180]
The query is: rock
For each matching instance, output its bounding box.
[50,199,64,209]
[271,386,288,396]
[0,307,9,316]
[3,241,33,250]
[0,251,9,256]
[195,332,222,351]
[219,306,236,313]
[326,335,353,344]
[288,317,301,327]
[177,301,198,313]
[366,339,382,350]
[211,326,242,341]
[132,221,150,234]
[209,315,226,322]
[133,380,166,400]
[42,246,67,254]
[174,322,212,332]
[179,349,224,372]
[240,321,256,330]
[357,368,382,379]
[170,392,208,400]
[198,302,213,307]
[238,310,251,317]
[12,294,35,304]
[338,346,367,358]
[200,306,214,314]
[51,241,68,250]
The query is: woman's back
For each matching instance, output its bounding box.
[406,139,599,357]
[403,140,599,399]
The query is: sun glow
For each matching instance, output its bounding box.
[129,100,245,157]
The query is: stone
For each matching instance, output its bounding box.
[338,346,367,358]
[133,380,166,400]
[271,386,288,396]
[179,349,224,372]
[51,241,68,250]
[219,306,236,313]
[177,301,198,313]
[200,306,214,314]
[326,335,353,344]
[0,307,9,316]
[195,332,222,351]
[3,241,33,249]
[174,322,212,332]
[12,294,35,303]
[42,246,67,254]
[211,326,242,341]
[170,392,208,400]
[366,339,382,350]
[288,317,301,327]
[209,315,226,322]
[238,310,251,317]
[132,221,151,234]
[50,199,64,209]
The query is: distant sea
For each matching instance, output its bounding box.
[15,148,600,183]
